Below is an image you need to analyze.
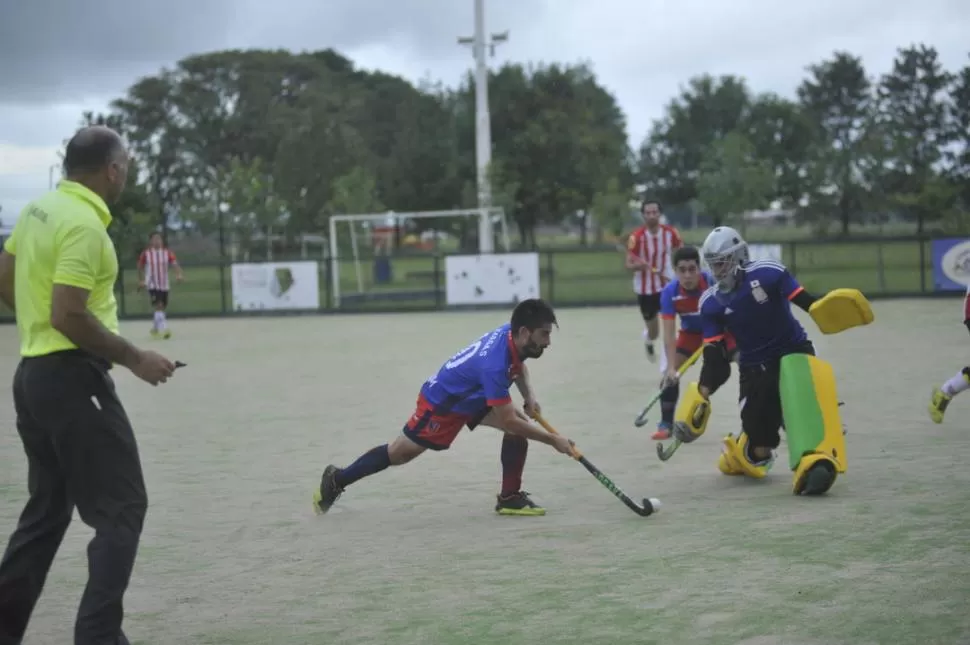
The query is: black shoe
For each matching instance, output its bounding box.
[495,490,547,516]
[313,465,344,515]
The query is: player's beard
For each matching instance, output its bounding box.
[523,342,545,359]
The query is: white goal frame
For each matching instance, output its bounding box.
[328,208,511,307]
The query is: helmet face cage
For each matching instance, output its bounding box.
[702,227,749,292]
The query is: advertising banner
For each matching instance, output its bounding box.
[932,238,970,291]
[445,253,540,306]
[231,261,320,311]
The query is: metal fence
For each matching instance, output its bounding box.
[0,235,961,323]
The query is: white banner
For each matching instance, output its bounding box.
[748,243,783,263]
[231,261,320,311]
[445,253,540,306]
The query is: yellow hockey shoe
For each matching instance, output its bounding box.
[928,387,951,424]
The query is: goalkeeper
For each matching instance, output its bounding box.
[670,226,873,496]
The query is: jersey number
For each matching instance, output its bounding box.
[444,340,482,369]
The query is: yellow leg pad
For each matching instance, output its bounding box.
[673,382,711,443]
[780,354,846,495]
[719,433,771,479]
[808,288,874,335]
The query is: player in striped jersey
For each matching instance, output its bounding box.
[625,199,683,362]
[928,283,970,423]
[137,232,183,339]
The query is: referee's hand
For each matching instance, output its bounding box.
[130,349,177,386]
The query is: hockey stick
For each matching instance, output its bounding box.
[531,412,661,518]
[634,345,703,427]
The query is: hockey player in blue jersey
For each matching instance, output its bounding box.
[669,226,873,496]
[312,298,575,516]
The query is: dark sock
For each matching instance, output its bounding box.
[744,442,770,465]
[335,444,391,488]
[500,434,528,496]
[660,381,680,425]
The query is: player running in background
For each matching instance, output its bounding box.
[928,283,970,423]
[652,245,736,440]
[670,226,872,496]
[312,298,574,517]
[137,231,183,339]
[625,199,682,362]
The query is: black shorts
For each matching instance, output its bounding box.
[636,293,662,321]
[738,341,816,450]
[148,289,169,308]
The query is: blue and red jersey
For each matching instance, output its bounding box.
[699,259,809,367]
[419,323,523,416]
[659,271,715,334]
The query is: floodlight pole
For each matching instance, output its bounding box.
[458,0,508,254]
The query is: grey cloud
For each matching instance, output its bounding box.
[0,0,238,103]
[0,0,543,105]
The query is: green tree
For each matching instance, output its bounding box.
[743,94,816,207]
[876,44,955,231]
[452,62,631,246]
[591,177,633,243]
[947,54,970,209]
[180,156,288,257]
[638,74,752,208]
[797,52,875,233]
[696,131,775,229]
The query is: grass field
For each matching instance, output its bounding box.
[101,237,932,317]
[1,300,969,645]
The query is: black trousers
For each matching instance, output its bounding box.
[0,350,147,645]
[738,341,816,450]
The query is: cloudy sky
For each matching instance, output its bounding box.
[1,0,967,225]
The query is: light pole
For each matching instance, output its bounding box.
[458,0,508,253]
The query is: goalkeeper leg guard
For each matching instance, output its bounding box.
[671,382,710,445]
[779,354,845,496]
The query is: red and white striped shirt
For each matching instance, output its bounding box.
[627,224,683,295]
[138,247,177,291]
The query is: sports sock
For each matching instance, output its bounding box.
[660,381,680,425]
[335,444,391,488]
[500,434,528,496]
[158,310,168,330]
[744,442,771,465]
[152,311,163,330]
[941,367,970,397]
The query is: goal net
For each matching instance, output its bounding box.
[327,208,511,307]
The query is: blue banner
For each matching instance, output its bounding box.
[932,238,970,291]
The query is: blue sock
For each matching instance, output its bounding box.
[336,444,391,488]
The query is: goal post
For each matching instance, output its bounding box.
[328,208,510,307]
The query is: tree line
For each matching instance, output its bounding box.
[79,43,969,260]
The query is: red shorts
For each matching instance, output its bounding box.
[676,330,737,358]
[402,393,489,451]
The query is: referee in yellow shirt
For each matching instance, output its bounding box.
[0,126,177,645]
